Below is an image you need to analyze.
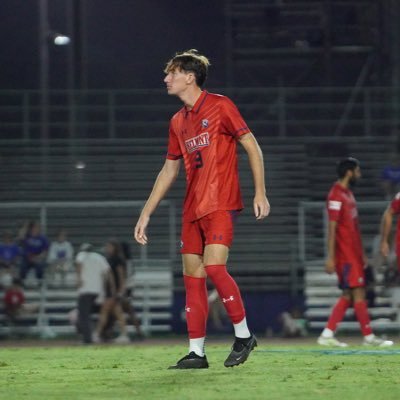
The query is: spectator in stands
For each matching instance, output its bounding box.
[208,289,229,332]
[19,221,49,283]
[380,154,400,200]
[47,229,74,285]
[3,278,38,323]
[75,243,115,344]
[317,158,393,347]
[0,231,21,277]
[3,278,25,322]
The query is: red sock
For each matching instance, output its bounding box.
[354,300,373,336]
[184,275,208,339]
[326,297,351,331]
[205,264,245,324]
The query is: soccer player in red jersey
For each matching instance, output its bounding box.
[380,192,400,273]
[134,50,270,368]
[317,158,393,347]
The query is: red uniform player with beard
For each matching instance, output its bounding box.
[317,158,394,347]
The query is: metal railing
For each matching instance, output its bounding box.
[0,200,177,266]
[298,200,390,265]
[0,87,399,139]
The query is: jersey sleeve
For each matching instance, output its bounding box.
[391,192,400,214]
[327,193,343,222]
[220,97,251,139]
[75,251,85,264]
[166,121,183,160]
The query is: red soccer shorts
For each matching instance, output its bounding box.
[336,260,365,289]
[180,210,240,255]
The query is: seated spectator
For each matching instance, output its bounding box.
[3,278,38,323]
[380,154,400,200]
[19,221,49,283]
[47,229,74,285]
[3,278,25,323]
[208,289,229,332]
[0,231,21,278]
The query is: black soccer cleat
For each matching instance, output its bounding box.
[168,351,209,369]
[224,334,257,368]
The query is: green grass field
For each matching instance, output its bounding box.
[0,340,399,400]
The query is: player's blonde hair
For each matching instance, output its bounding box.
[164,49,210,87]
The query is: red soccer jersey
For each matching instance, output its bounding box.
[327,182,364,267]
[390,192,400,255]
[166,91,250,222]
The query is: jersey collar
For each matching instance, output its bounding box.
[182,90,208,117]
[334,181,351,194]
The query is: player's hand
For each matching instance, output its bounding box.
[134,215,150,245]
[380,241,390,258]
[253,194,270,220]
[363,254,369,268]
[325,257,335,274]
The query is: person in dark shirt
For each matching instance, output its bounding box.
[101,239,131,343]
[19,221,49,282]
[0,231,21,273]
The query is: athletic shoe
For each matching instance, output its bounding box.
[92,332,101,344]
[363,335,394,347]
[317,336,348,347]
[114,334,130,344]
[224,334,257,368]
[168,352,209,369]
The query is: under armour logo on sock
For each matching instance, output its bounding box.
[185,307,191,312]
[222,296,235,303]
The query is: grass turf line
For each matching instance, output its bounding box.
[0,344,399,400]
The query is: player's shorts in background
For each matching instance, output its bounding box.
[180,210,240,255]
[336,260,365,289]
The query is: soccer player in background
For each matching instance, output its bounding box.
[134,50,270,368]
[380,192,400,274]
[317,158,393,347]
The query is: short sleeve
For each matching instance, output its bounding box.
[220,97,251,139]
[391,192,400,214]
[166,122,183,160]
[327,195,343,222]
[75,251,85,263]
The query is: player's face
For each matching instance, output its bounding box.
[349,166,361,186]
[164,68,190,96]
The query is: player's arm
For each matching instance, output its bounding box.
[238,132,270,220]
[380,205,394,257]
[76,261,83,288]
[325,220,337,274]
[134,158,181,245]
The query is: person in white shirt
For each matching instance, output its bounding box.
[75,243,115,344]
[47,230,74,285]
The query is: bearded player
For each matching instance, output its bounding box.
[134,50,270,368]
[317,158,393,347]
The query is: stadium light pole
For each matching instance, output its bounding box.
[39,0,49,147]
[39,0,71,184]
[39,0,50,187]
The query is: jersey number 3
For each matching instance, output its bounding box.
[194,151,203,169]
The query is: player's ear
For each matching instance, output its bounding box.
[186,72,195,85]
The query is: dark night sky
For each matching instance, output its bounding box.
[0,0,227,90]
